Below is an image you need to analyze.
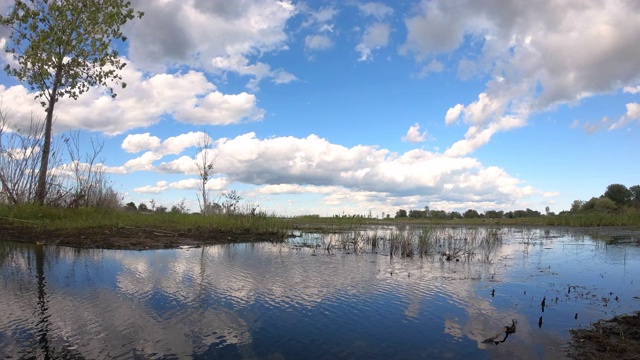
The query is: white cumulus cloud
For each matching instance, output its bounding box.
[402,123,427,143]
[608,103,640,130]
[127,0,296,89]
[400,0,640,155]
[0,66,264,135]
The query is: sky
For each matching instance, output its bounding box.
[0,0,639,217]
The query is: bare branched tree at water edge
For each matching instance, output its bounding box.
[195,131,217,216]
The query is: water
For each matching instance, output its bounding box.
[1,227,639,359]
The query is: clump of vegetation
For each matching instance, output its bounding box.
[417,227,436,257]
[325,227,505,262]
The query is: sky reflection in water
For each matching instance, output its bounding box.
[0,227,639,359]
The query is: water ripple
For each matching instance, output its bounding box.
[2,228,639,359]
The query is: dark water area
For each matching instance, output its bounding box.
[1,227,639,359]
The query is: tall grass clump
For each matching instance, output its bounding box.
[479,227,503,262]
[368,228,380,251]
[417,226,436,258]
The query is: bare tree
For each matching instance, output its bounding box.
[171,198,189,214]
[221,190,242,216]
[195,131,217,216]
[57,131,119,208]
[1,110,119,208]
[0,110,53,204]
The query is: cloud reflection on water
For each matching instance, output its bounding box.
[1,227,639,359]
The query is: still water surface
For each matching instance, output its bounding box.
[1,227,639,359]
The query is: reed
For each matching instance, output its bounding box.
[417,226,436,258]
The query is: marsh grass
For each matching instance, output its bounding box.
[544,212,640,227]
[417,227,436,257]
[368,229,380,252]
[356,226,505,262]
[0,204,290,239]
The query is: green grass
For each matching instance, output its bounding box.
[0,204,291,237]
[542,212,640,227]
[2,205,638,244]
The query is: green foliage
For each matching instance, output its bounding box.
[463,209,479,219]
[484,210,503,219]
[1,0,143,102]
[593,197,617,212]
[0,0,143,203]
[395,209,407,218]
[571,200,584,213]
[505,208,541,218]
[545,211,640,227]
[604,184,633,206]
[631,185,640,201]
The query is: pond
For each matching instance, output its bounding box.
[1,227,639,359]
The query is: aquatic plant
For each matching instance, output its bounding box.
[417,227,436,258]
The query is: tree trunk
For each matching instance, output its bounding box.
[34,100,55,205]
[34,68,62,205]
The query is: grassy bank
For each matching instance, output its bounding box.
[0,205,289,233]
[0,205,292,248]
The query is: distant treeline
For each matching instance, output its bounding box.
[394,183,640,220]
[394,207,542,220]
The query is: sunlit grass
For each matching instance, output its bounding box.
[0,204,290,237]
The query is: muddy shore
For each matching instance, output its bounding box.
[2,222,638,250]
[567,312,640,360]
[0,223,286,250]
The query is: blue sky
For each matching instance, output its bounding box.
[0,0,639,216]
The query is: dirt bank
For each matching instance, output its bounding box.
[567,312,640,360]
[0,223,286,250]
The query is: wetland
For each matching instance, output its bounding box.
[1,226,639,359]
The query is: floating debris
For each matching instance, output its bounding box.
[482,319,517,345]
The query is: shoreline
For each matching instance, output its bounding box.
[0,223,287,250]
[567,312,640,359]
[2,221,640,250]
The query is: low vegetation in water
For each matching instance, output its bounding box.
[293,226,505,262]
